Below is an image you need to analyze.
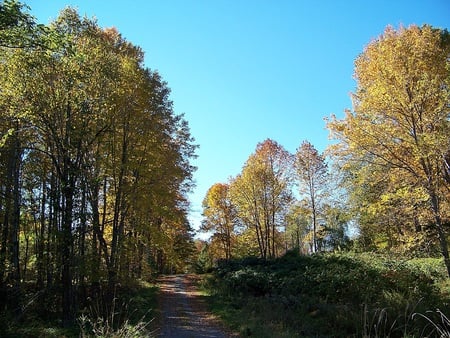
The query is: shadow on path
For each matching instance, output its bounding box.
[157,274,237,338]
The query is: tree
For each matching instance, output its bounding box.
[230,139,292,259]
[284,202,310,254]
[327,25,450,276]
[201,183,237,260]
[319,204,351,251]
[0,0,42,48]
[0,0,56,315]
[294,141,329,252]
[0,6,197,325]
[345,161,433,253]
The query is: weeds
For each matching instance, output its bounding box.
[78,312,153,338]
[205,252,449,337]
[362,306,395,338]
[77,283,156,337]
[413,309,450,337]
[0,280,158,337]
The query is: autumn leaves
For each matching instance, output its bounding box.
[0,7,197,323]
[203,25,450,277]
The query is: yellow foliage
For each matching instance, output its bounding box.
[326,25,450,261]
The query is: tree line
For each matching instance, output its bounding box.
[0,2,197,326]
[201,25,450,278]
[201,139,341,260]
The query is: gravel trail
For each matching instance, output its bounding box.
[157,274,237,338]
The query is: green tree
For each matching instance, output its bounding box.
[327,25,450,276]
[0,0,62,54]
[319,204,350,251]
[0,0,57,315]
[284,202,310,254]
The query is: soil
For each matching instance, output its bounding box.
[156,274,238,338]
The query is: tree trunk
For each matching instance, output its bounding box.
[61,179,75,327]
[36,178,47,289]
[4,128,22,316]
[312,204,317,253]
[428,190,450,278]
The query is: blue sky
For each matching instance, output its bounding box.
[25,0,449,234]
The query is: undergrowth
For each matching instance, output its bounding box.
[203,251,450,337]
[0,280,158,337]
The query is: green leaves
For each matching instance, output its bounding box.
[0,0,56,49]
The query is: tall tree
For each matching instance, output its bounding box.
[0,0,55,315]
[294,141,328,253]
[0,6,197,325]
[201,183,237,260]
[230,139,292,259]
[327,25,450,276]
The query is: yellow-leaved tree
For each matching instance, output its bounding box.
[201,183,237,260]
[327,25,450,276]
[229,139,293,259]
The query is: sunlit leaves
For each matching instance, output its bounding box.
[0,6,197,323]
[327,25,450,274]
[201,183,236,260]
[0,0,50,49]
[294,141,329,252]
[229,139,293,259]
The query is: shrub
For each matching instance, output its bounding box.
[206,252,449,337]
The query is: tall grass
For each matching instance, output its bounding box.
[412,309,450,337]
[0,280,158,337]
[78,312,153,338]
[78,281,157,337]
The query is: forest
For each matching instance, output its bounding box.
[0,1,449,337]
[0,1,197,334]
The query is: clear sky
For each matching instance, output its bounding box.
[25,0,449,235]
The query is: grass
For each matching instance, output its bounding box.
[78,280,159,337]
[201,251,450,337]
[1,280,159,337]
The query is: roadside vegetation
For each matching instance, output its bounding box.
[0,1,195,335]
[1,280,159,337]
[203,251,449,337]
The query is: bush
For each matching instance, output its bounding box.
[206,252,449,337]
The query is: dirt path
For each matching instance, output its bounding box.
[157,274,237,338]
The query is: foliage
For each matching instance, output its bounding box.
[284,203,310,253]
[194,242,214,274]
[327,24,450,276]
[229,139,293,259]
[0,280,158,337]
[294,141,329,252]
[201,183,237,260]
[206,252,449,337]
[0,0,52,49]
[0,5,196,328]
[78,282,157,337]
[205,139,351,258]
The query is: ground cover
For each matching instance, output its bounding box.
[203,251,450,337]
[1,280,159,337]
